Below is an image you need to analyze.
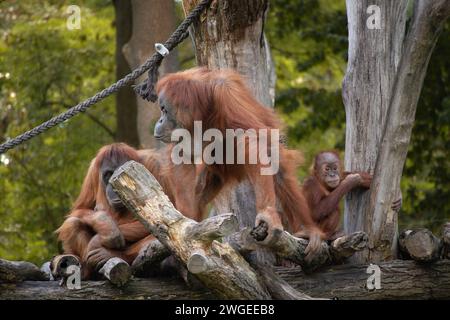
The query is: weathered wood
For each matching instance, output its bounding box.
[0,277,215,300]
[443,223,450,259]
[330,232,369,262]
[40,262,54,281]
[49,254,80,280]
[399,229,442,262]
[99,257,131,287]
[131,239,170,277]
[343,0,408,263]
[280,260,450,300]
[2,260,450,300]
[344,0,450,264]
[249,220,367,271]
[185,213,239,242]
[0,259,49,282]
[250,263,315,300]
[110,160,271,299]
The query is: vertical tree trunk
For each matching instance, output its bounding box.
[122,0,179,149]
[182,0,275,264]
[113,0,140,147]
[343,0,450,263]
[365,0,450,262]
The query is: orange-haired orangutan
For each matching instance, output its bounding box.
[150,67,324,259]
[301,151,402,241]
[57,143,157,279]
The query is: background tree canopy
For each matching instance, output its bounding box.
[0,0,448,264]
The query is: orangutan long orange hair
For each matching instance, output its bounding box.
[152,67,324,256]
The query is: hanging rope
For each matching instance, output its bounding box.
[0,0,212,155]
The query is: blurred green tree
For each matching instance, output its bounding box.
[0,0,115,263]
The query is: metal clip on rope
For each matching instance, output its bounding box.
[155,43,170,57]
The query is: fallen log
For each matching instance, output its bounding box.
[399,229,441,262]
[0,259,49,282]
[110,160,272,299]
[1,260,449,300]
[280,260,450,300]
[249,218,368,271]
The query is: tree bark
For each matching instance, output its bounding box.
[182,0,276,265]
[399,229,442,262]
[343,0,450,263]
[122,0,179,148]
[2,260,450,300]
[113,0,140,147]
[99,257,131,287]
[365,0,450,262]
[0,259,49,282]
[242,223,368,272]
[280,260,450,300]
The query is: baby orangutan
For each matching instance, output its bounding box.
[299,151,402,240]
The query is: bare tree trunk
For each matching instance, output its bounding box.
[182,0,276,264]
[113,0,140,147]
[122,0,179,149]
[343,0,450,263]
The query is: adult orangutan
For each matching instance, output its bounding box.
[300,151,402,240]
[56,143,161,279]
[150,67,324,258]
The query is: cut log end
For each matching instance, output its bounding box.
[131,239,170,277]
[50,254,80,280]
[99,257,131,287]
[187,251,209,274]
[399,229,441,262]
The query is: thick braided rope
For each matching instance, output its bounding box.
[0,0,212,155]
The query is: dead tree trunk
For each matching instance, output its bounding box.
[122,0,179,148]
[343,0,450,263]
[182,0,276,265]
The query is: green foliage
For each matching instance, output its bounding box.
[0,0,115,264]
[267,0,348,178]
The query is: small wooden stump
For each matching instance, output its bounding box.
[110,161,272,299]
[99,257,131,287]
[399,229,442,262]
[0,258,49,282]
